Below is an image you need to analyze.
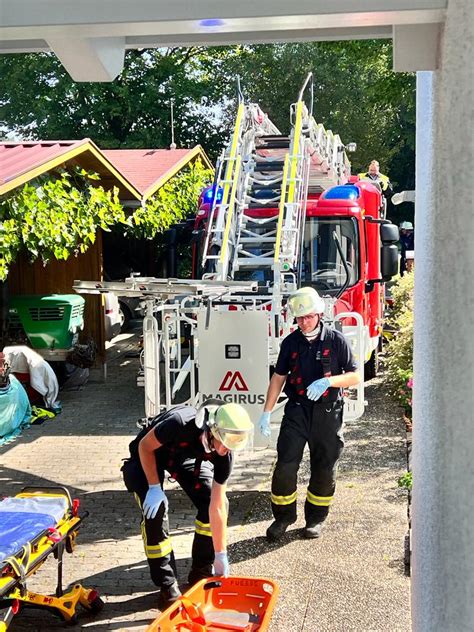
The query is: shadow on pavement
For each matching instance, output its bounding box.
[0,466,271,545]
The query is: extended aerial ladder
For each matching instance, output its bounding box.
[201,73,351,296]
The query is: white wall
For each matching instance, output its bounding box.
[412,1,474,629]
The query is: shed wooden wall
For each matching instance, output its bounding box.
[7,234,105,363]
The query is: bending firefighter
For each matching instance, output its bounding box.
[122,401,253,607]
[259,287,360,541]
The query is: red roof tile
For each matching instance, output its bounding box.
[0,140,87,188]
[102,148,205,197]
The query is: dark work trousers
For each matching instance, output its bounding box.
[124,457,215,588]
[271,399,344,526]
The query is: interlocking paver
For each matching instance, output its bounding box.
[1,328,410,630]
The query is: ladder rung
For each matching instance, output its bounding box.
[237,258,274,266]
[239,237,277,244]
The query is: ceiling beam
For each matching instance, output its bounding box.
[0,0,447,79]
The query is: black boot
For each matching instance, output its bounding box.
[160,581,181,609]
[303,522,324,539]
[266,519,295,542]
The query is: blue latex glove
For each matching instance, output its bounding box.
[214,551,230,577]
[259,411,271,437]
[143,484,168,520]
[306,377,331,401]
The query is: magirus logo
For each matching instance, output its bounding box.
[204,371,264,404]
[219,371,248,391]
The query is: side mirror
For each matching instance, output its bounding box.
[381,244,399,280]
[380,222,399,244]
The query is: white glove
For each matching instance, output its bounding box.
[214,551,230,577]
[143,484,168,519]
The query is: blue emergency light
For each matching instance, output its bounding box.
[323,185,360,200]
[203,186,223,204]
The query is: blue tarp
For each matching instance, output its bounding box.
[0,375,32,445]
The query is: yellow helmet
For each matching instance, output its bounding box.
[197,399,253,451]
[288,287,325,318]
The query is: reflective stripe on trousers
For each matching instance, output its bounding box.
[271,399,344,524]
[126,458,216,587]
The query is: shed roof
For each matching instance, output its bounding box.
[102,145,212,200]
[0,139,142,199]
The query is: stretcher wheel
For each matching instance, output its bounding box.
[89,596,105,614]
[65,613,78,625]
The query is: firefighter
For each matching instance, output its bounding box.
[358,160,392,196]
[399,221,415,276]
[258,287,360,541]
[121,400,253,607]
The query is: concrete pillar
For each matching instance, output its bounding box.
[411,1,474,630]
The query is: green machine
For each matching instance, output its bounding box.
[7,294,85,353]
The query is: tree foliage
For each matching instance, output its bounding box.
[127,158,212,239]
[220,42,416,199]
[1,41,416,256]
[1,41,415,194]
[0,48,234,158]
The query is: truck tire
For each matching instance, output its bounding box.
[118,301,132,332]
[364,349,379,380]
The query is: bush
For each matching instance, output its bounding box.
[385,271,414,417]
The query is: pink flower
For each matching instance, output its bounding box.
[407,378,413,389]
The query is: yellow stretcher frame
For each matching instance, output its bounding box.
[0,486,103,629]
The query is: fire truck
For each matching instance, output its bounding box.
[74,73,399,446]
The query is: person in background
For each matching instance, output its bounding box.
[121,401,253,608]
[399,221,415,276]
[405,250,415,274]
[358,160,392,196]
[258,287,360,542]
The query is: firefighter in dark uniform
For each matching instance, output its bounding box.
[258,287,360,541]
[122,400,253,607]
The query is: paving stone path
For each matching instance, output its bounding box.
[1,329,410,631]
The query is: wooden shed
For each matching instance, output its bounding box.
[0,140,212,366]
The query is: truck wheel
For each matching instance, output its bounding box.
[118,301,132,332]
[364,349,379,380]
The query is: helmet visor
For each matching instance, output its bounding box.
[213,427,249,451]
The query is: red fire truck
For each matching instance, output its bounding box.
[192,175,398,380]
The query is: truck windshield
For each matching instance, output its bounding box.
[301,217,359,294]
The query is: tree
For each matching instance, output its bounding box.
[0,48,235,159]
[1,41,415,203]
[220,41,415,195]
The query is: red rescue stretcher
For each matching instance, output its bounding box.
[0,486,103,629]
[147,576,279,632]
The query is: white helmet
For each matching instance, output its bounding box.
[196,399,253,451]
[399,221,413,230]
[288,287,325,318]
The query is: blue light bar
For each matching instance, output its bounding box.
[203,186,223,204]
[322,185,360,200]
